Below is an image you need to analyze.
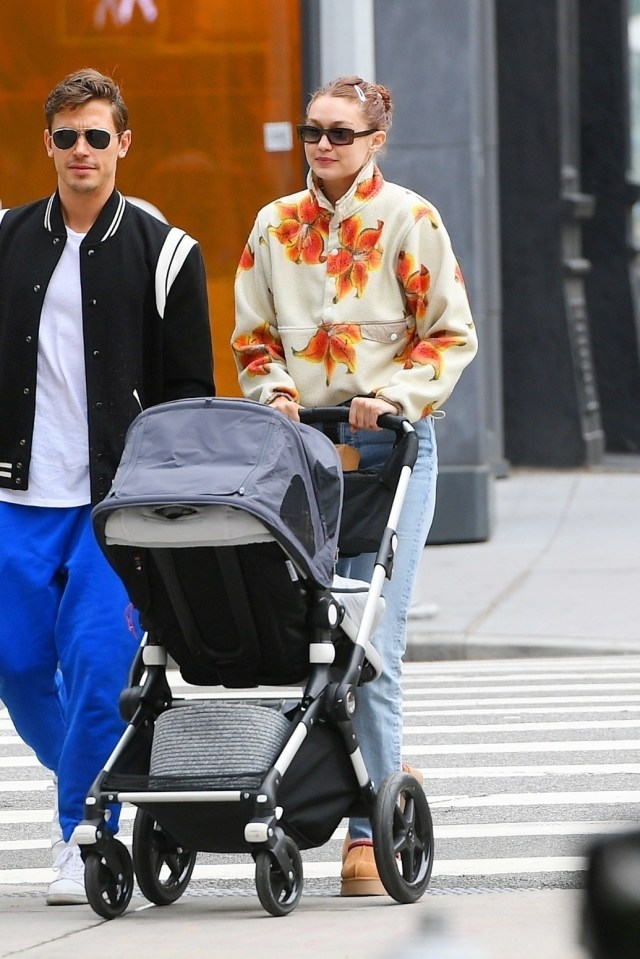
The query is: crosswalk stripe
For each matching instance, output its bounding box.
[0,855,587,887]
[419,763,640,778]
[0,807,136,825]
[428,790,640,808]
[404,705,640,716]
[406,739,640,754]
[405,658,640,674]
[404,683,640,695]
[404,719,640,732]
[402,695,640,706]
[0,819,632,851]
[402,670,640,683]
[2,761,639,780]
[0,757,45,768]
[0,781,53,792]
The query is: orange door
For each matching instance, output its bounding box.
[0,0,304,396]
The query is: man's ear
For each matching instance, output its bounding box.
[44,129,54,158]
[118,130,132,158]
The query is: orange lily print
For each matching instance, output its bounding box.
[327,216,384,301]
[399,331,469,379]
[293,324,362,385]
[413,203,439,230]
[355,166,384,202]
[268,196,330,265]
[396,251,431,320]
[237,242,255,273]
[232,321,285,377]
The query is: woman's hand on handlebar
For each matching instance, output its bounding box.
[268,395,303,421]
[349,396,398,432]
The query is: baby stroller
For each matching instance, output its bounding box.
[74,396,434,918]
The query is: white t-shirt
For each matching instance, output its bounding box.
[0,227,91,506]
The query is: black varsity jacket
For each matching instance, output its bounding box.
[0,189,215,504]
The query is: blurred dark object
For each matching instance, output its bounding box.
[583,829,640,958]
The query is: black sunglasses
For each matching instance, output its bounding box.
[296,125,378,146]
[51,128,121,150]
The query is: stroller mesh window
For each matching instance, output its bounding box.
[279,474,315,553]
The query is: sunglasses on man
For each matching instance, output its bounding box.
[296,125,378,146]
[51,128,122,150]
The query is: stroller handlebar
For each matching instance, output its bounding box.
[299,406,412,437]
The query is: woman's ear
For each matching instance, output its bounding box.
[372,130,387,152]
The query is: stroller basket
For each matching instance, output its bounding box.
[150,701,291,788]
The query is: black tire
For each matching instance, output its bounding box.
[132,808,197,906]
[254,837,303,917]
[372,771,434,903]
[84,838,134,920]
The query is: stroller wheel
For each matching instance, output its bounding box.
[132,808,197,906]
[372,771,434,903]
[254,836,303,917]
[84,838,134,919]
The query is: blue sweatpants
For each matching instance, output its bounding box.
[0,503,139,841]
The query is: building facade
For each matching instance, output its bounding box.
[1,0,637,541]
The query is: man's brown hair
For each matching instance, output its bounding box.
[44,68,128,132]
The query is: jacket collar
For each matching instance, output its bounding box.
[43,189,126,243]
[307,159,383,215]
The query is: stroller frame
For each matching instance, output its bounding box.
[73,400,434,918]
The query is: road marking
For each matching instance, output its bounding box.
[428,790,640,808]
[404,719,640,736]
[0,819,633,852]
[405,657,640,674]
[404,719,640,733]
[416,763,640,779]
[0,781,53,792]
[404,704,640,716]
[403,695,640,707]
[0,757,47,768]
[0,856,587,886]
[403,670,640,684]
[404,683,640,696]
[0,807,136,825]
[407,739,640,755]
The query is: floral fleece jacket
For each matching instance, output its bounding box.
[232,161,477,423]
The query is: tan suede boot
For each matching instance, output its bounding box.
[402,762,424,785]
[340,765,425,859]
[340,763,425,895]
[340,839,387,896]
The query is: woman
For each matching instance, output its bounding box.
[232,75,477,895]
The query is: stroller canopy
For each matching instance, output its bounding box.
[93,397,343,588]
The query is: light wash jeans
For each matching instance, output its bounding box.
[335,417,438,839]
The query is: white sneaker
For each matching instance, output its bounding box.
[47,841,87,905]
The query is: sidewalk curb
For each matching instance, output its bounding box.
[405,633,640,661]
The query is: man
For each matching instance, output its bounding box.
[0,69,214,904]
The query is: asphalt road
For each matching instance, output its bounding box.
[2,654,640,958]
